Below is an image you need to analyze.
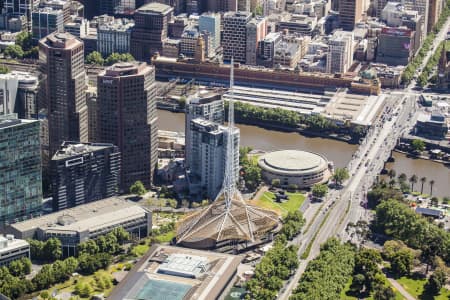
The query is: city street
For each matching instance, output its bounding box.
[279,92,416,299]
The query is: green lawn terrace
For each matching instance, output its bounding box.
[249,191,306,217]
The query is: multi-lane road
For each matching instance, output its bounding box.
[278,92,416,299]
[279,17,450,299]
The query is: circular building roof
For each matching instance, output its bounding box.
[258,150,328,176]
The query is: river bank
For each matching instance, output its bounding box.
[157,106,357,144]
[394,149,450,166]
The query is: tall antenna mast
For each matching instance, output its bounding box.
[223,57,235,210]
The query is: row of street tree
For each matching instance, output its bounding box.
[85,51,134,66]
[291,238,355,300]
[402,0,450,84]
[245,211,305,299]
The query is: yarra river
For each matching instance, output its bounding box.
[158,110,450,197]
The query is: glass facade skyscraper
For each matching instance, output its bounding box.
[0,114,42,226]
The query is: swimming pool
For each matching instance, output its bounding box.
[135,278,192,300]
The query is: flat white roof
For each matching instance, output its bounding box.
[0,237,29,255]
[10,197,147,233]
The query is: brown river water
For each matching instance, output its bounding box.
[158,110,450,197]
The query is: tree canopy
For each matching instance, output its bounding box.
[85,51,104,65]
[375,199,450,264]
[239,147,262,190]
[105,52,134,66]
[130,180,147,196]
[332,168,349,186]
[0,65,9,74]
[246,239,299,300]
[411,139,426,152]
[280,211,305,240]
[311,183,328,199]
[290,238,355,300]
[29,238,62,261]
[4,44,24,59]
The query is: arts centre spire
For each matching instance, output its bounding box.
[176,58,280,251]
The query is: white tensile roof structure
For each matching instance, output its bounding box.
[176,191,279,245]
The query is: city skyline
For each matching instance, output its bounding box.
[0,0,448,299]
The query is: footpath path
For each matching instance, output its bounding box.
[252,186,268,201]
[386,277,416,300]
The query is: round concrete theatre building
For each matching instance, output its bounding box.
[258,150,331,187]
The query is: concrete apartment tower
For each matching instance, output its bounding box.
[187,118,240,200]
[97,62,158,191]
[39,32,87,157]
[402,0,429,33]
[222,11,252,63]
[246,17,267,65]
[185,91,224,169]
[199,12,221,51]
[338,0,363,30]
[327,30,354,74]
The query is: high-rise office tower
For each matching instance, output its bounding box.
[98,0,121,15]
[39,0,72,23]
[428,0,443,33]
[206,0,238,12]
[50,141,121,211]
[222,11,252,63]
[0,71,39,119]
[199,12,221,51]
[402,0,429,33]
[186,0,206,14]
[187,118,240,200]
[31,7,64,40]
[185,91,224,169]
[238,0,250,11]
[97,62,158,190]
[327,30,354,74]
[86,87,98,142]
[75,0,98,19]
[338,0,363,31]
[130,2,173,61]
[376,27,415,65]
[39,32,88,157]
[97,17,134,57]
[4,0,40,30]
[4,0,39,16]
[0,114,42,226]
[246,17,267,65]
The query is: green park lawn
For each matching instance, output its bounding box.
[340,276,405,300]
[252,191,305,216]
[38,267,118,300]
[397,276,450,300]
